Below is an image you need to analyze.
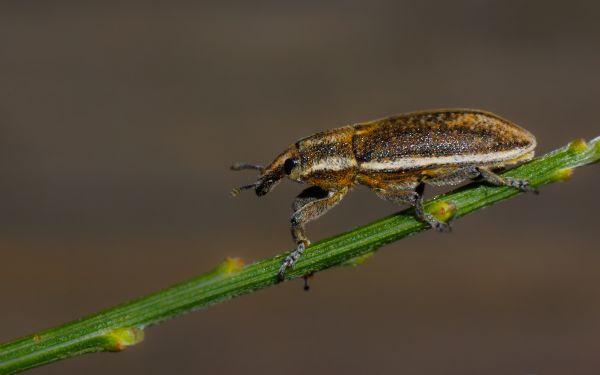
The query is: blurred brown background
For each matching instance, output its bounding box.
[1,1,599,374]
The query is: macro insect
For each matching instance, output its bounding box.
[231,109,537,282]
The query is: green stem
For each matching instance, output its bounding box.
[1,137,599,375]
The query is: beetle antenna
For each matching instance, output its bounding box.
[230,162,264,172]
[230,183,257,197]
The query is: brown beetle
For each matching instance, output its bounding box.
[231,109,536,281]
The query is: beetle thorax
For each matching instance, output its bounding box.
[296,127,358,189]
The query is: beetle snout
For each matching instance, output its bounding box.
[255,178,276,196]
[255,183,268,196]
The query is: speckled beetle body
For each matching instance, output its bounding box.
[231,109,537,283]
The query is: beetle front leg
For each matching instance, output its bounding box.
[278,187,348,280]
[375,186,451,232]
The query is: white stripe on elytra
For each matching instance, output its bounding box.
[360,146,534,170]
[305,156,357,173]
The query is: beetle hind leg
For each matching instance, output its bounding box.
[477,167,538,194]
[278,186,348,280]
[425,166,537,193]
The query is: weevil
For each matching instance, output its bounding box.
[231,109,537,283]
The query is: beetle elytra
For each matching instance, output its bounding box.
[231,109,537,282]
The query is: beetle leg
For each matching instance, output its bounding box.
[278,186,348,280]
[425,165,536,193]
[292,186,331,212]
[477,167,538,193]
[374,185,451,232]
[424,166,481,186]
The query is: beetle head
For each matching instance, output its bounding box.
[230,145,300,197]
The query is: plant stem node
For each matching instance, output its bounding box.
[218,257,245,274]
[428,200,457,222]
[569,138,588,153]
[104,327,145,352]
[553,168,575,182]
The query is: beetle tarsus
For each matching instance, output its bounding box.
[431,220,452,232]
[504,177,538,194]
[278,242,306,279]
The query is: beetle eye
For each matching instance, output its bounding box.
[283,158,297,175]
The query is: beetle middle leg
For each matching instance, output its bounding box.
[374,184,451,232]
[278,186,348,280]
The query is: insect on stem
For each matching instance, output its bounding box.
[231,109,538,284]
